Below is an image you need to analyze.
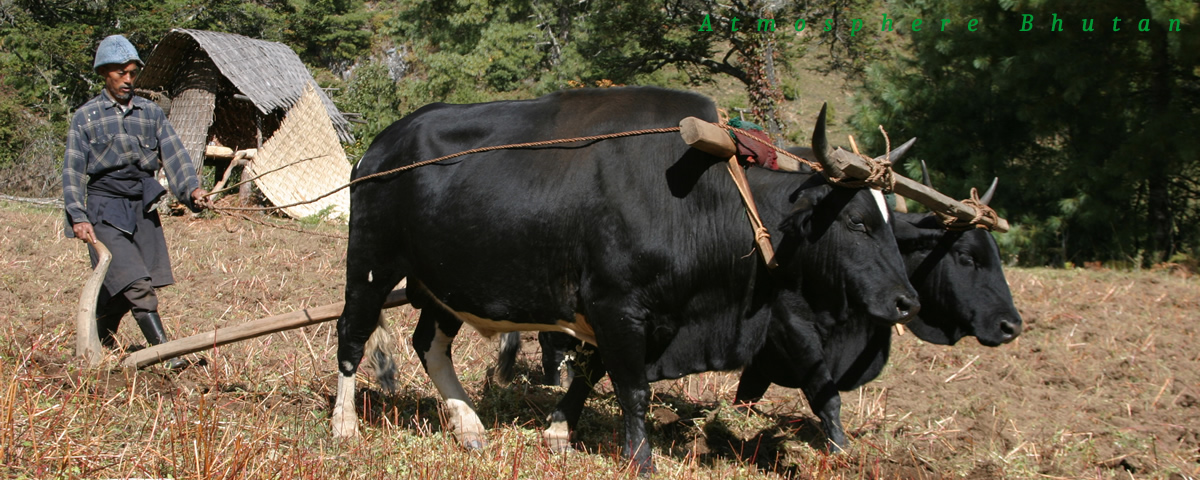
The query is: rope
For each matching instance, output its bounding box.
[823,132,896,193]
[225,210,350,239]
[207,127,683,214]
[204,120,902,216]
[198,119,907,241]
[941,187,1000,231]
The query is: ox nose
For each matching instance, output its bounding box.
[998,318,1023,342]
[895,294,920,323]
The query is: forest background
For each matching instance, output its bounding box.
[1,0,1197,268]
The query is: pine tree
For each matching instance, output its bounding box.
[855,0,1199,265]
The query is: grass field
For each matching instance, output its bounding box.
[2,200,1198,479]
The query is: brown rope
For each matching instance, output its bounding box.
[940,187,1000,231]
[207,154,327,198]
[824,132,897,193]
[202,118,908,247]
[213,208,350,239]
[211,127,683,213]
[210,120,902,216]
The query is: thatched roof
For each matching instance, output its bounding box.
[249,83,351,220]
[138,29,353,143]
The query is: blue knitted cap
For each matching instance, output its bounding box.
[93,35,143,72]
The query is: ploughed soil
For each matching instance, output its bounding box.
[2,200,1198,479]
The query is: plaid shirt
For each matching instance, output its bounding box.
[62,91,200,227]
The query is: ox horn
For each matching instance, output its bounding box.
[980,177,998,206]
[873,137,917,164]
[920,160,933,188]
[811,103,842,178]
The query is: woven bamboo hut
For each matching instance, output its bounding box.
[135,28,355,219]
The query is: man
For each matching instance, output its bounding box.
[62,34,209,366]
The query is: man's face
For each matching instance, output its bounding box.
[100,62,139,104]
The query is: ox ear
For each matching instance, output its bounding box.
[893,212,944,251]
[779,188,820,237]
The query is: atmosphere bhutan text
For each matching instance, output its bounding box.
[697,13,1185,36]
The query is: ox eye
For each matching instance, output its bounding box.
[958,252,976,267]
[848,215,866,231]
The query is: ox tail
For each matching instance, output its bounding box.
[493,331,521,386]
[361,313,401,394]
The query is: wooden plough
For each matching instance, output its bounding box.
[75,242,410,368]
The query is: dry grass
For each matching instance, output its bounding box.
[2,200,1198,479]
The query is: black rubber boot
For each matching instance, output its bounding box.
[134,311,169,345]
[133,311,189,370]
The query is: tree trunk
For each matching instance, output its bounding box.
[745,2,786,144]
[1147,28,1174,263]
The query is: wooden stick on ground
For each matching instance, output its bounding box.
[121,289,410,369]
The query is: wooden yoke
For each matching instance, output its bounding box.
[679,113,1010,233]
[828,154,1010,232]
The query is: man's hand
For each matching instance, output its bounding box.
[191,188,211,210]
[72,222,96,244]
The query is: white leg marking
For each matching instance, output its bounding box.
[331,372,359,438]
[871,189,891,223]
[424,327,487,447]
[368,270,373,283]
[544,419,572,452]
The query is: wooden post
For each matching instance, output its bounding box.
[240,113,261,202]
[120,289,410,369]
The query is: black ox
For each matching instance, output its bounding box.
[733,153,1023,449]
[498,154,1023,453]
[331,87,918,473]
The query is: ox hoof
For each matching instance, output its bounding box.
[543,420,572,453]
[544,435,572,453]
[330,412,360,439]
[457,433,488,450]
[633,459,657,477]
[331,423,360,439]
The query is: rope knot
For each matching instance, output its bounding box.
[753,226,771,243]
[941,187,999,231]
[826,126,897,193]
